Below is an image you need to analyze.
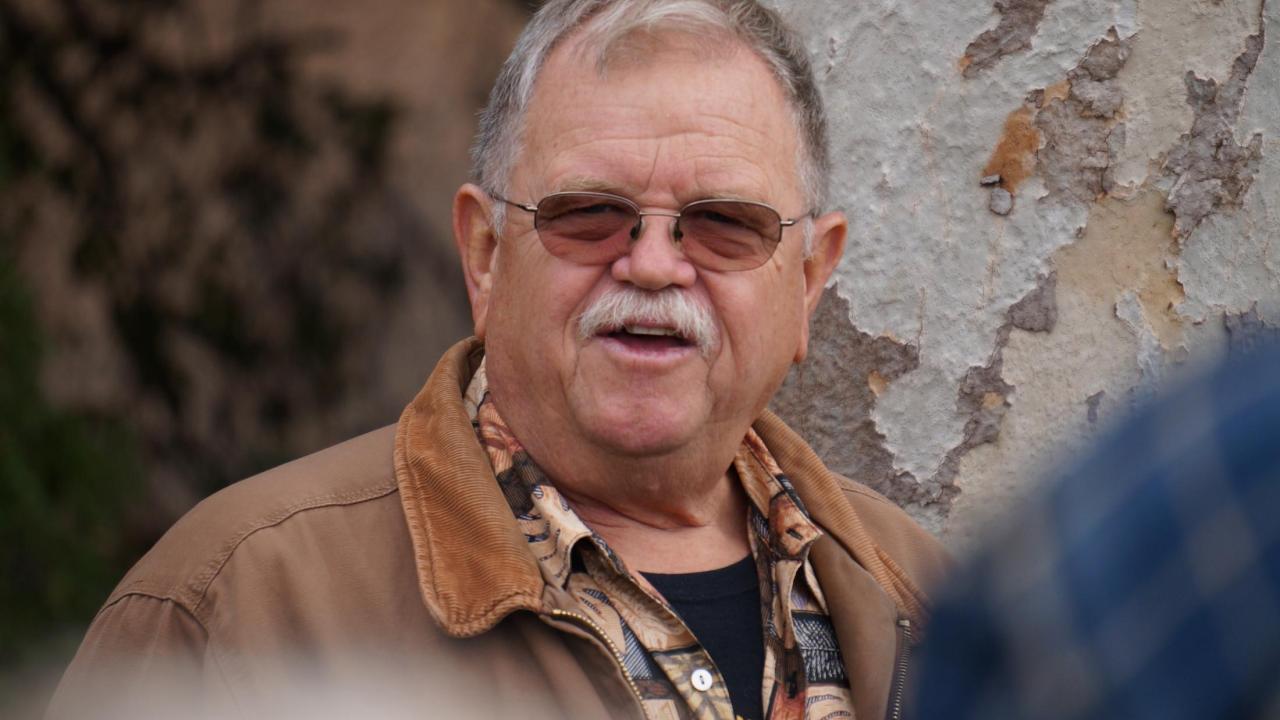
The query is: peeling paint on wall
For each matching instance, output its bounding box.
[772,0,1279,544]
[946,190,1170,545]
[983,107,1042,193]
[1008,272,1059,332]
[1174,0,1277,327]
[1224,305,1280,353]
[1034,30,1131,203]
[1163,24,1266,238]
[772,292,920,505]
[962,0,1056,77]
[1085,390,1106,423]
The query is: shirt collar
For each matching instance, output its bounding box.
[464,358,824,586]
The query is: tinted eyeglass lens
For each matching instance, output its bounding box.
[528,193,785,271]
[680,200,779,271]
[534,193,636,263]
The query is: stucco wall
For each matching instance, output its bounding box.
[767,0,1279,547]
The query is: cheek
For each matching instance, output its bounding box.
[488,249,608,352]
[709,274,807,393]
[717,275,805,351]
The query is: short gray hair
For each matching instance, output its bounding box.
[472,0,830,235]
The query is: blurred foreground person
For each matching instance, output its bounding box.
[913,340,1280,720]
[49,2,949,719]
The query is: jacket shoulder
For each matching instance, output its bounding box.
[105,424,400,616]
[833,475,953,595]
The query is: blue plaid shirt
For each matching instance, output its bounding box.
[913,341,1280,719]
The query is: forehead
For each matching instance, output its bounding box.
[514,29,803,204]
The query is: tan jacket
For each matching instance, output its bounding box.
[50,339,951,720]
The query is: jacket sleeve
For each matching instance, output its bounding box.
[46,593,220,719]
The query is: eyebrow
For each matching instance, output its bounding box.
[555,177,627,194]
[552,176,771,205]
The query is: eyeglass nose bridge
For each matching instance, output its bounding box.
[630,208,685,243]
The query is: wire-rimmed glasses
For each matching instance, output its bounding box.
[494,191,803,272]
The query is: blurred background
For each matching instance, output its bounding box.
[0,0,530,712]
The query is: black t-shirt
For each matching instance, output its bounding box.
[643,555,765,720]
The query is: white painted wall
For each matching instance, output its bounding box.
[768,0,1279,548]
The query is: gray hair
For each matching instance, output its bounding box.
[472,0,830,251]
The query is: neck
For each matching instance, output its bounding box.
[556,468,752,574]
[483,382,758,573]
[513,416,754,573]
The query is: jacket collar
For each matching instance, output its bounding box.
[752,411,931,625]
[394,338,544,637]
[394,338,930,640]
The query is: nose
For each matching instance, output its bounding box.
[610,212,698,290]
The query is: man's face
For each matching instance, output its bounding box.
[463,32,842,463]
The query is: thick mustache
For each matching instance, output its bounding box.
[577,287,718,357]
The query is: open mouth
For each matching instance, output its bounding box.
[601,323,693,351]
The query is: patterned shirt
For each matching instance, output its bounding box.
[465,363,854,720]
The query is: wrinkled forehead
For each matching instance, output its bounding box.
[516,25,804,200]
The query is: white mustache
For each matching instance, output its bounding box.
[577,287,718,357]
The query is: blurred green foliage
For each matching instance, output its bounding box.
[0,253,143,667]
[0,0,407,666]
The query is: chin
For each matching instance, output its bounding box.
[578,407,703,459]
[567,374,713,454]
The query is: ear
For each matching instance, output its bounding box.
[794,210,847,363]
[453,183,501,340]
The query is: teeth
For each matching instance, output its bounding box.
[624,324,679,337]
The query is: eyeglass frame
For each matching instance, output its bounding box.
[491,190,807,271]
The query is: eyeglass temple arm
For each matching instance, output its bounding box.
[780,209,820,226]
[493,195,537,213]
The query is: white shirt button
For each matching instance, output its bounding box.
[691,668,714,692]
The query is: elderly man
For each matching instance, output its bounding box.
[51,2,949,719]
